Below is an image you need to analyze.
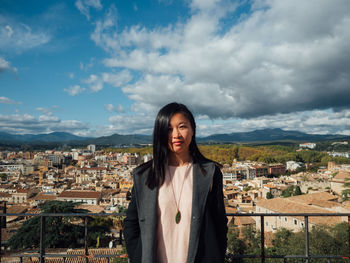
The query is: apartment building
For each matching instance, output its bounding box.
[255,192,343,232]
[57,190,102,205]
[331,171,350,195]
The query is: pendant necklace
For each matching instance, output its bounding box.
[168,162,192,224]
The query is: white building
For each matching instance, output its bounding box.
[57,190,101,205]
[87,144,96,153]
[299,143,316,149]
[286,161,305,171]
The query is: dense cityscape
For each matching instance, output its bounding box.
[1,141,350,261]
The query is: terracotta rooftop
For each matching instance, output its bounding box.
[287,191,338,204]
[29,248,125,263]
[234,216,256,226]
[256,197,342,226]
[75,204,104,213]
[33,192,57,201]
[264,184,277,189]
[0,192,11,197]
[16,188,30,194]
[78,167,107,171]
[333,171,350,180]
[58,191,101,199]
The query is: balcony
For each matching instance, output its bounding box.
[0,212,349,262]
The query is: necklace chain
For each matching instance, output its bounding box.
[167,162,192,224]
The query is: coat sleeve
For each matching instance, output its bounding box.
[210,165,228,258]
[123,186,141,261]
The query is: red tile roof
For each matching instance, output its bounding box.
[58,191,101,199]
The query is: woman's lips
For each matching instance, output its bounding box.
[173,141,183,146]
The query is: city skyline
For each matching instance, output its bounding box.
[1,0,350,137]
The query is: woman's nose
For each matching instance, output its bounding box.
[172,128,181,138]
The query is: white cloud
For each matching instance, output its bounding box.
[38,115,60,122]
[75,0,103,21]
[0,16,51,52]
[105,104,124,113]
[0,113,89,135]
[0,57,17,73]
[80,58,95,70]
[195,109,350,136]
[91,0,350,123]
[84,70,132,92]
[84,74,103,92]
[102,70,132,88]
[0,96,21,104]
[64,85,86,96]
[107,113,155,134]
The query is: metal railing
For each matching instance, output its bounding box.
[0,212,350,262]
[226,212,350,263]
[0,212,127,263]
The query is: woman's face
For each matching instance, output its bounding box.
[168,112,194,156]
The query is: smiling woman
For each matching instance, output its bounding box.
[123,102,228,263]
[167,112,194,165]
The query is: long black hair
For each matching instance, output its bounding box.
[145,102,209,189]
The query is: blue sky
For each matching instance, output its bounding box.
[1,0,350,137]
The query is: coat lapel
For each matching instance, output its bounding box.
[187,161,215,263]
[133,171,159,263]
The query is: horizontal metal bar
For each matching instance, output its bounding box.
[1,212,350,217]
[230,254,349,259]
[0,212,125,217]
[9,254,128,258]
[226,213,350,216]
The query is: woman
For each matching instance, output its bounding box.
[123,102,228,263]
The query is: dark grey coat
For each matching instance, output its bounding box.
[123,159,228,263]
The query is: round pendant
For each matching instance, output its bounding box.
[175,210,181,224]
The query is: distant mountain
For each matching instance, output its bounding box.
[0,128,349,147]
[76,134,152,146]
[0,132,90,143]
[198,128,349,143]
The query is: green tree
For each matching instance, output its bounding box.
[282,186,295,197]
[342,178,350,201]
[226,228,246,262]
[0,173,7,181]
[266,192,273,199]
[294,186,302,196]
[112,246,129,263]
[268,223,349,263]
[8,201,111,249]
[242,225,260,255]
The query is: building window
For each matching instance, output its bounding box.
[285,217,288,222]
[301,222,304,227]
[266,221,268,226]
[294,219,297,225]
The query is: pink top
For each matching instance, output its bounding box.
[156,163,194,263]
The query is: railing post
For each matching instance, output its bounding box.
[348,216,350,257]
[2,202,6,228]
[0,215,2,263]
[119,229,123,245]
[40,215,46,263]
[85,216,89,263]
[0,201,6,263]
[260,215,265,263]
[304,216,309,263]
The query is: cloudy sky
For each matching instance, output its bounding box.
[1,0,350,137]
